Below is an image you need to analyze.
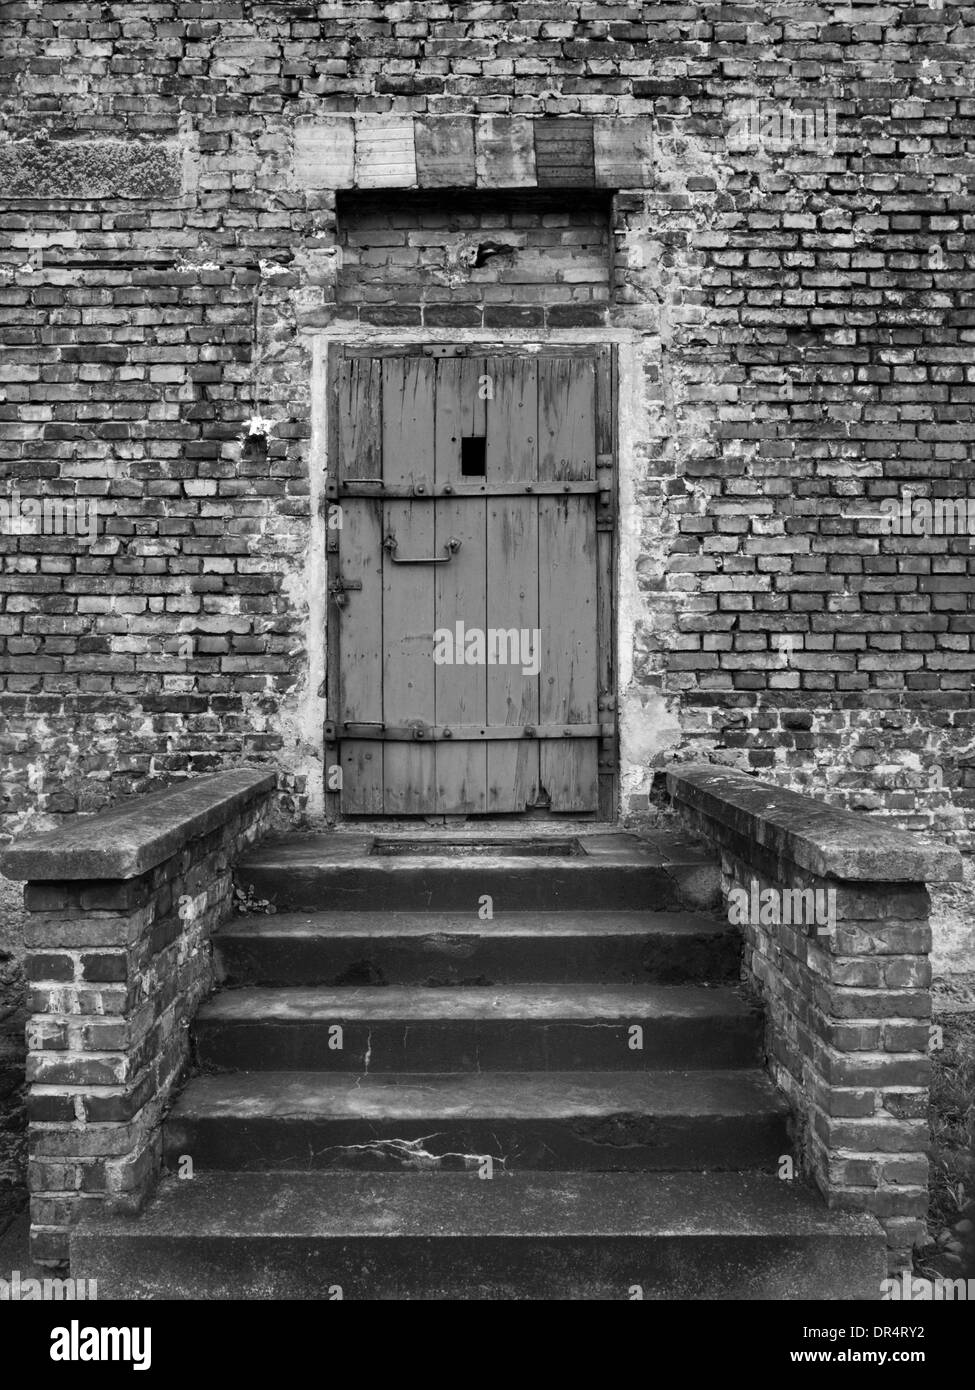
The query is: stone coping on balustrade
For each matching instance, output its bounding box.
[0,769,277,882]
[667,763,962,885]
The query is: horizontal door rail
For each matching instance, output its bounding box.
[339,343,606,360]
[334,480,600,499]
[334,721,613,742]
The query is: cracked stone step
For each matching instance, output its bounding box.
[163,1068,791,1173]
[214,910,740,987]
[193,984,764,1072]
[70,1170,885,1300]
[234,831,721,912]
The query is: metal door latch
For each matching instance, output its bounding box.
[328,577,363,606]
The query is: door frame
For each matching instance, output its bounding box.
[323,341,619,821]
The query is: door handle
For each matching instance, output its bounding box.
[383,534,462,564]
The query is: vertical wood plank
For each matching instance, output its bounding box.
[338,354,382,481]
[337,356,384,813]
[487,356,538,482]
[340,740,383,814]
[539,495,599,810]
[382,357,436,812]
[486,357,539,811]
[539,355,596,482]
[382,355,434,489]
[595,345,617,821]
[538,357,599,810]
[434,357,487,813]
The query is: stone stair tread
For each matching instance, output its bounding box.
[75,1169,881,1241]
[168,1067,790,1122]
[213,907,740,988]
[196,982,756,1023]
[237,829,716,871]
[234,830,722,913]
[218,909,731,939]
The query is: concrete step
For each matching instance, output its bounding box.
[214,910,740,987]
[70,1170,885,1300]
[163,1068,790,1173]
[234,830,721,913]
[193,984,764,1072]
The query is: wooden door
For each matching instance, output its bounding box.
[327,345,615,817]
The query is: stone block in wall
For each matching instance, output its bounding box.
[533,119,595,187]
[354,120,417,189]
[0,140,183,200]
[474,117,538,188]
[593,117,654,188]
[293,120,355,189]
[414,118,476,188]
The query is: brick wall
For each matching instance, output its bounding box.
[0,944,26,1238]
[336,190,610,330]
[0,2,973,864]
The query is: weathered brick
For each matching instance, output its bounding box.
[24,952,74,982]
[79,879,150,912]
[79,951,129,983]
[24,884,69,912]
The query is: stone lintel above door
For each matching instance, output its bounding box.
[292,116,653,193]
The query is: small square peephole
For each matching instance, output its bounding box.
[461,436,487,477]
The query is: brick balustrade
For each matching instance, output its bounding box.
[667,764,963,1273]
[0,770,277,1264]
[2,758,961,1273]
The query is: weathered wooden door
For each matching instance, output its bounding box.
[326,345,615,817]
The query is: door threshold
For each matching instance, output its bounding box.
[332,819,609,838]
[369,835,585,857]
